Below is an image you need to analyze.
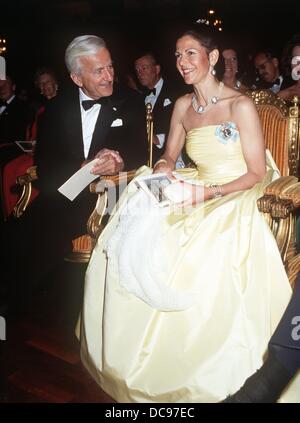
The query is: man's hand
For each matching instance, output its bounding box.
[278,83,300,101]
[91,148,124,176]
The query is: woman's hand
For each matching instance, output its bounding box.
[176,182,206,208]
[153,163,173,178]
[153,158,175,178]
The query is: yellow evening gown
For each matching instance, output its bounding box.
[79,122,300,402]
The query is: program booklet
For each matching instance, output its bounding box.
[15,140,36,153]
[58,158,99,201]
[134,173,192,207]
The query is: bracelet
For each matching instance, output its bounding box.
[154,158,168,168]
[209,184,223,199]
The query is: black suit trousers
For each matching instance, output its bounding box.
[269,275,300,374]
[0,188,95,312]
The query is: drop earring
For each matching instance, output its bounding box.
[211,67,216,76]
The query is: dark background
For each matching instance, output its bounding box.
[1,0,299,92]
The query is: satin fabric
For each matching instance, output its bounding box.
[79,124,300,402]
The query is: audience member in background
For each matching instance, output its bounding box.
[0,75,30,144]
[35,67,58,101]
[254,50,284,93]
[278,34,300,102]
[0,76,31,222]
[221,48,248,93]
[1,68,59,221]
[134,51,184,167]
[27,67,59,140]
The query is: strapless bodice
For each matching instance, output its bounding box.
[185,122,247,184]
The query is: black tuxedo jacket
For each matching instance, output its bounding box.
[33,84,148,235]
[149,80,180,162]
[35,84,148,196]
[0,97,30,144]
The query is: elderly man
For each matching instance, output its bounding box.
[1,35,148,315]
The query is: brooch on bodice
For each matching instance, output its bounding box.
[215,122,239,144]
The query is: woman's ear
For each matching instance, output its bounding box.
[209,49,219,68]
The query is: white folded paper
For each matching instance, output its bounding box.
[58,158,99,201]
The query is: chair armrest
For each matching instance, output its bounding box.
[258,176,300,268]
[264,175,298,198]
[257,176,298,217]
[90,170,137,194]
[279,181,300,208]
[87,170,137,239]
[13,166,38,218]
[16,165,38,185]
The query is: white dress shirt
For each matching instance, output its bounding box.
[271,75,283,94]
[79,89,101,159]
[144,78,184,169]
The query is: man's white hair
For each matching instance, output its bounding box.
[65,35,107,74]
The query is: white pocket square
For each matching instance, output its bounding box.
[111,118,123,127]
[163,98,172,107]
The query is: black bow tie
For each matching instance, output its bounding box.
[272,78,281,86]
[143,87,156,97]
[81,97,109,111]
[0,100,8,107]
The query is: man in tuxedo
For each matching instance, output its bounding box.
[134,52,184,167]
[0,75,30,144]
[0,76,32,222]
[254,50,284,94]
[0,35,148,315]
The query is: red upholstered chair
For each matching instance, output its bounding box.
[2,153,38,219]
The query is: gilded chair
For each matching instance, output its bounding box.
[86,102,154,249]
[246,90,300,287]
[13,166,94,262]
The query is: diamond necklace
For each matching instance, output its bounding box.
[191,81,224,114]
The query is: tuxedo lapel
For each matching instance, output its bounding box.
[63,93,85,159]
[154,82,169,112]
[88,101,115,159]
[88,96,126,159]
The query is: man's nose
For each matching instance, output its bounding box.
[136,68,144,76]
[104,67,113,80]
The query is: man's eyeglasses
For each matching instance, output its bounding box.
[135,64,155,72]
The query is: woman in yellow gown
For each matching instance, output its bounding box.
[78,29,300,402]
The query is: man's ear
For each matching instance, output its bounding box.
[209,49,219,68]
[155,64,161,76]
[70,72,83,88]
